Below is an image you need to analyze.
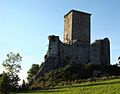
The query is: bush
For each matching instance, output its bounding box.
[0,73,10,94]
[28,63,120,89]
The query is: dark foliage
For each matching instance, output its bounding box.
[27,64,40,82]
[0,73,10,94]
[28,63,120,89]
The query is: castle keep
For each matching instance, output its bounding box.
[37,10,110,76]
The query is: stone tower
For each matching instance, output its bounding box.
[64,10,91,45]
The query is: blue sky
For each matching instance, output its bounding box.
[0,0,120,83]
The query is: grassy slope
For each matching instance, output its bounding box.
[17,78,120,94]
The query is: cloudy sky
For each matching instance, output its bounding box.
[0,0,120,83]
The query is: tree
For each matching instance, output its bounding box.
[2,52,22,91]
[0,72,10,94]
[21,79,27,91]
[27,64,40,82]
[118,56,120,64]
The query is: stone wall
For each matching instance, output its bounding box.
[43,35,59,72]
[72,10,91,46]
[64,10,91,46]
[90,40,102,64]
[90,38,110,65]
[34,10,110,80]
[59,42,89,64]
[41,34,91,73]
[101,38,110,65]
[63,10,91,65]
[64,11,73,44]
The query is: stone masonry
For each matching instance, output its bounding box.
[35,10,110,79]
[91,38,110,65]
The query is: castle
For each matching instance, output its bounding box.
[36,10,110,77]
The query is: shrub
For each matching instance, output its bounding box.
[0,73,10,94]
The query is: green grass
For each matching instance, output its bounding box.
[16,78,120,94]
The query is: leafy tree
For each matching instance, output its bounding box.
[27,64,40,82]
[0,72,10,94]
[2,52,22,91]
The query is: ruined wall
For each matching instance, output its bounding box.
[35,36,110,80]
[90,38,110,65]
[35,10,110,80]
[90,40,102,64]
[40,10,110,74]
[42,34,90,73]
[41,35,59,73]
[101,38,110,65]
[59,43,89,65]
